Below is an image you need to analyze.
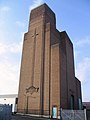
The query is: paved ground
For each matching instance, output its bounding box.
[11,114,59,120]
[11,114,89,120]
[87,117,90,120]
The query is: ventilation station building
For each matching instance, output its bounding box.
[17,3,82,116]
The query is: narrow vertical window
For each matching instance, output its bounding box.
[70,95,74,109]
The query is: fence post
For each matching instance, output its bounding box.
[72,110,74,120]
[60,108,62,120]
[84,109,87,120]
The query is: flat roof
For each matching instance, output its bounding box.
[83,102,90,109]
[0,94,18,98]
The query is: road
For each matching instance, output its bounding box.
[11,114,59,120]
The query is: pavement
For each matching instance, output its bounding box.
[11,114,59,120]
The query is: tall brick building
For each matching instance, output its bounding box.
[17,3,82,116]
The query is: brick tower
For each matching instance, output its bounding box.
[17,3,82,116]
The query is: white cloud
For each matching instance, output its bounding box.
[0,6,10,12]
[74,36,90,101]
[0,43,7,54]
[0,60,20,94]
[0,37,23,95]
[75,57,90,82]
[0,42,22,55]
[0,41,22,94]
[29,0,44,11]
[75,36,90,46]
[0,6,10,23]
[0,5,24,95]
[0,6,10,21]
[9,42,23,53]
[16,21,25,28]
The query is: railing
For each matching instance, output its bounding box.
[60,109,87,120]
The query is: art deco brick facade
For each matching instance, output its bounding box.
[17,3,82,116]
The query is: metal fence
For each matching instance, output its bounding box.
[0,104,12,120]
[61,109,87,120]
[86,109,90,120]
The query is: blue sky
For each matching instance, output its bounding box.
[0,0,90,102]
